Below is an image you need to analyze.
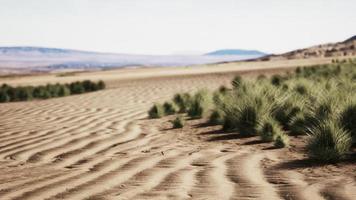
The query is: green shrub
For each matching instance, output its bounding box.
[294,84,308,95]
[148,103,164,119]
[339,103,356,142]
[0,80,105,103]
[171,116,184,128]
[17,87,33,101]
[272,100,302,129]
[70,82,85,94]
[274,133,289,148]
[222,99,260,135]
[288,113,308,135]
[307,120,352,162]
[33,86,50,99]
[163,101,177,115]
[258,118,283,142]
[0,90,10,103]
[187,89,211,119]
[173,93,191,113]
[271,74,283,86]
[209,110,225,125]
[58,85,71,97]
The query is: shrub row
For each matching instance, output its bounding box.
[0,80,105,103]
[148,62,356,162]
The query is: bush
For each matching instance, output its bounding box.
[173,93,191,113]
[58,85,71,97]
[209,110,225,125]
[223,99,260,135]
[171,116,184,129]
[271,75,283,86]
[163,102,177,115]
[294,84,308,95]
[339,103,356,142]
[258,118,283,142]
[17,87,33,101]
[148,103,164,119]
[274,133,289,148]
[187,89,211,119]
[288,113,308,135]
[0,90,10,102]
[70,82,85,94]
[0,80,105,103]
[272,100,302,129]
[307,120,352,162]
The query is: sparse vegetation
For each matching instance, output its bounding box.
[148,103,164,119]
[163,102,177,115]
[171,116,184,128]
[148,60,356,161]
[0,80,105,103]
[307,120,352,162]
[187,89,212,119]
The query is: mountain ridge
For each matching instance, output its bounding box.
[205,49,266,56]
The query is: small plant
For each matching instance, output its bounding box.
[209,110,224,125]
[0,90,10,102]
[307,120,352,162]
[148,103,164,119]
[339,103,356,143]
[171,116,184,129]
[271,74,283,86]
[173,93,191,113]
[274,133,289,148]
[258,118,283,142]
[294,84,308,95]
[187,89,211,119]
[163,102,177,115]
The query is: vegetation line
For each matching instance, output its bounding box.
[148,58,356,163]
[0,80,106,103]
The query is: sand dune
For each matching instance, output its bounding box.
[0,60,355,200]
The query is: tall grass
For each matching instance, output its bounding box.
[187,89,212,119]
[307,120,352,162]
[147,61,356,161]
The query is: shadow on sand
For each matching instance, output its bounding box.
[276,152,356,170]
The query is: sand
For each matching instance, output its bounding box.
[0,58,355,200]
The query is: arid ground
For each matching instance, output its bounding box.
[0,58,355,200]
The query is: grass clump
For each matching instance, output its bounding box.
[171,116,184,129]
[258,117,283,142]
[339,103,356,143]
[163,101,177,115]
[148,104,164,119]
[221,90,269,136]
[274,133,290,148]
[187,89,212,119]
[209,110,225,125]
[307,120,352,162]
[173,93,191,113]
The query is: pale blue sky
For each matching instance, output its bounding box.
[0,0,355,55]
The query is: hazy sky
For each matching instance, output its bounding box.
[1,0,355,55]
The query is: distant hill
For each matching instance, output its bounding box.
[205,49,266,56]
[0,47,262,74]
[255,35,356,61]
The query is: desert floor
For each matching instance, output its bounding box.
[0,59,355,200]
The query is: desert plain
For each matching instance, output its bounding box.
[0,58,355,200]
